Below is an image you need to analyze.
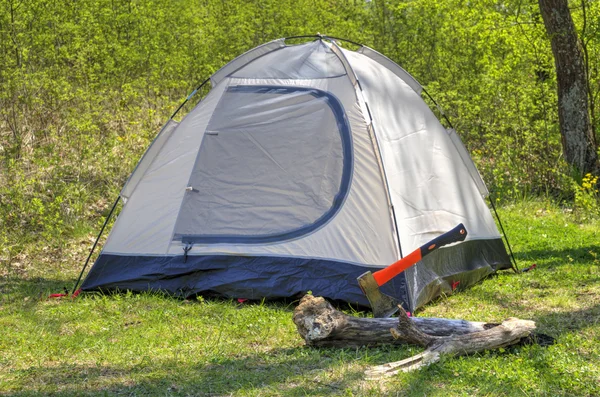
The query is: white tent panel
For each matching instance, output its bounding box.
[166,100,398,268]
[343,50,500,254]
[232,40,346,80]
[447,128,489,197]
[329,42,358,87]
[102,82,228,254]
[357,46,423,94]
[226,76,357,109]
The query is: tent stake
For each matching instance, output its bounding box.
[71,196,121,294]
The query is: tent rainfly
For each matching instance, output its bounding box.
[79,36,513,311]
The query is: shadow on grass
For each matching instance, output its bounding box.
[461,279,600,331]
[396,360,533,396]
[533,303,600,335]
[0,274,305,313]
[514,244,600,268]
[381,306,600,396]
[3,348,366,396]
[0,275,73,304]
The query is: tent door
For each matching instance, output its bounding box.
[173,85,352,244]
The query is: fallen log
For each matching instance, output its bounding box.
[292,295,536,377]
[293,294,498,348]
[368,311,535,377]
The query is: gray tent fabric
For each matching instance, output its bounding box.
[81,37,511,311]
[232,40,346,80]
[173,85,352,243]
[121,119,179,201]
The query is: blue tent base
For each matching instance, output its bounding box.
[81,239,510,312]
[81,254,410,309]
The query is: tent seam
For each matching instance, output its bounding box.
[211,39,287,87]
[329,40,404,261]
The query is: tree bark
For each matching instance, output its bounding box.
[293,295,536,377]
[539,0,599,176]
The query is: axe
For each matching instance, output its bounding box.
[358,223,468,317]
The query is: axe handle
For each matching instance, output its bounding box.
[372,223,467,286]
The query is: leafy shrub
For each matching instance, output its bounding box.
[573,173,600,219]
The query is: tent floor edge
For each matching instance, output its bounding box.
[80,253,411,310]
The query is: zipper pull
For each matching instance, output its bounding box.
[183,243,193,263]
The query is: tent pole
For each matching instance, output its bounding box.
[422,88,455,129]
[284,35,364,48]
[71,195,121,294]
[169,77,211,121]
[488,194,519,272]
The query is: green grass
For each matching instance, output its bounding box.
[1,200,599,396]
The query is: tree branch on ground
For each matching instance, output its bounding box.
[293,295,536,378]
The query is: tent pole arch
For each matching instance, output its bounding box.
[169,77,212,120]
[421,87,455,130]
[76,35,517,300]
[284,34,364,48]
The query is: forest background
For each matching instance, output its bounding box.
[1,0,599,285]
[2,1,600,395]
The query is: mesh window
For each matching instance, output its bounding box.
[173,85,352,244]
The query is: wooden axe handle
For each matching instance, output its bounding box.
[372,223,468,286]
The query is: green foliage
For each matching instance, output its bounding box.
[1,1,600,259]
[2,5,599,395]
[573,173,600,219]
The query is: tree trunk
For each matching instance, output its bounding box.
[293,295,536,377]
[538,0,599,176]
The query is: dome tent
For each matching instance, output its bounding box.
[78,36,513,311]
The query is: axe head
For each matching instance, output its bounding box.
[357,271,401,318]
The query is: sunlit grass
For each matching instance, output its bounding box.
[1,199,599,396]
